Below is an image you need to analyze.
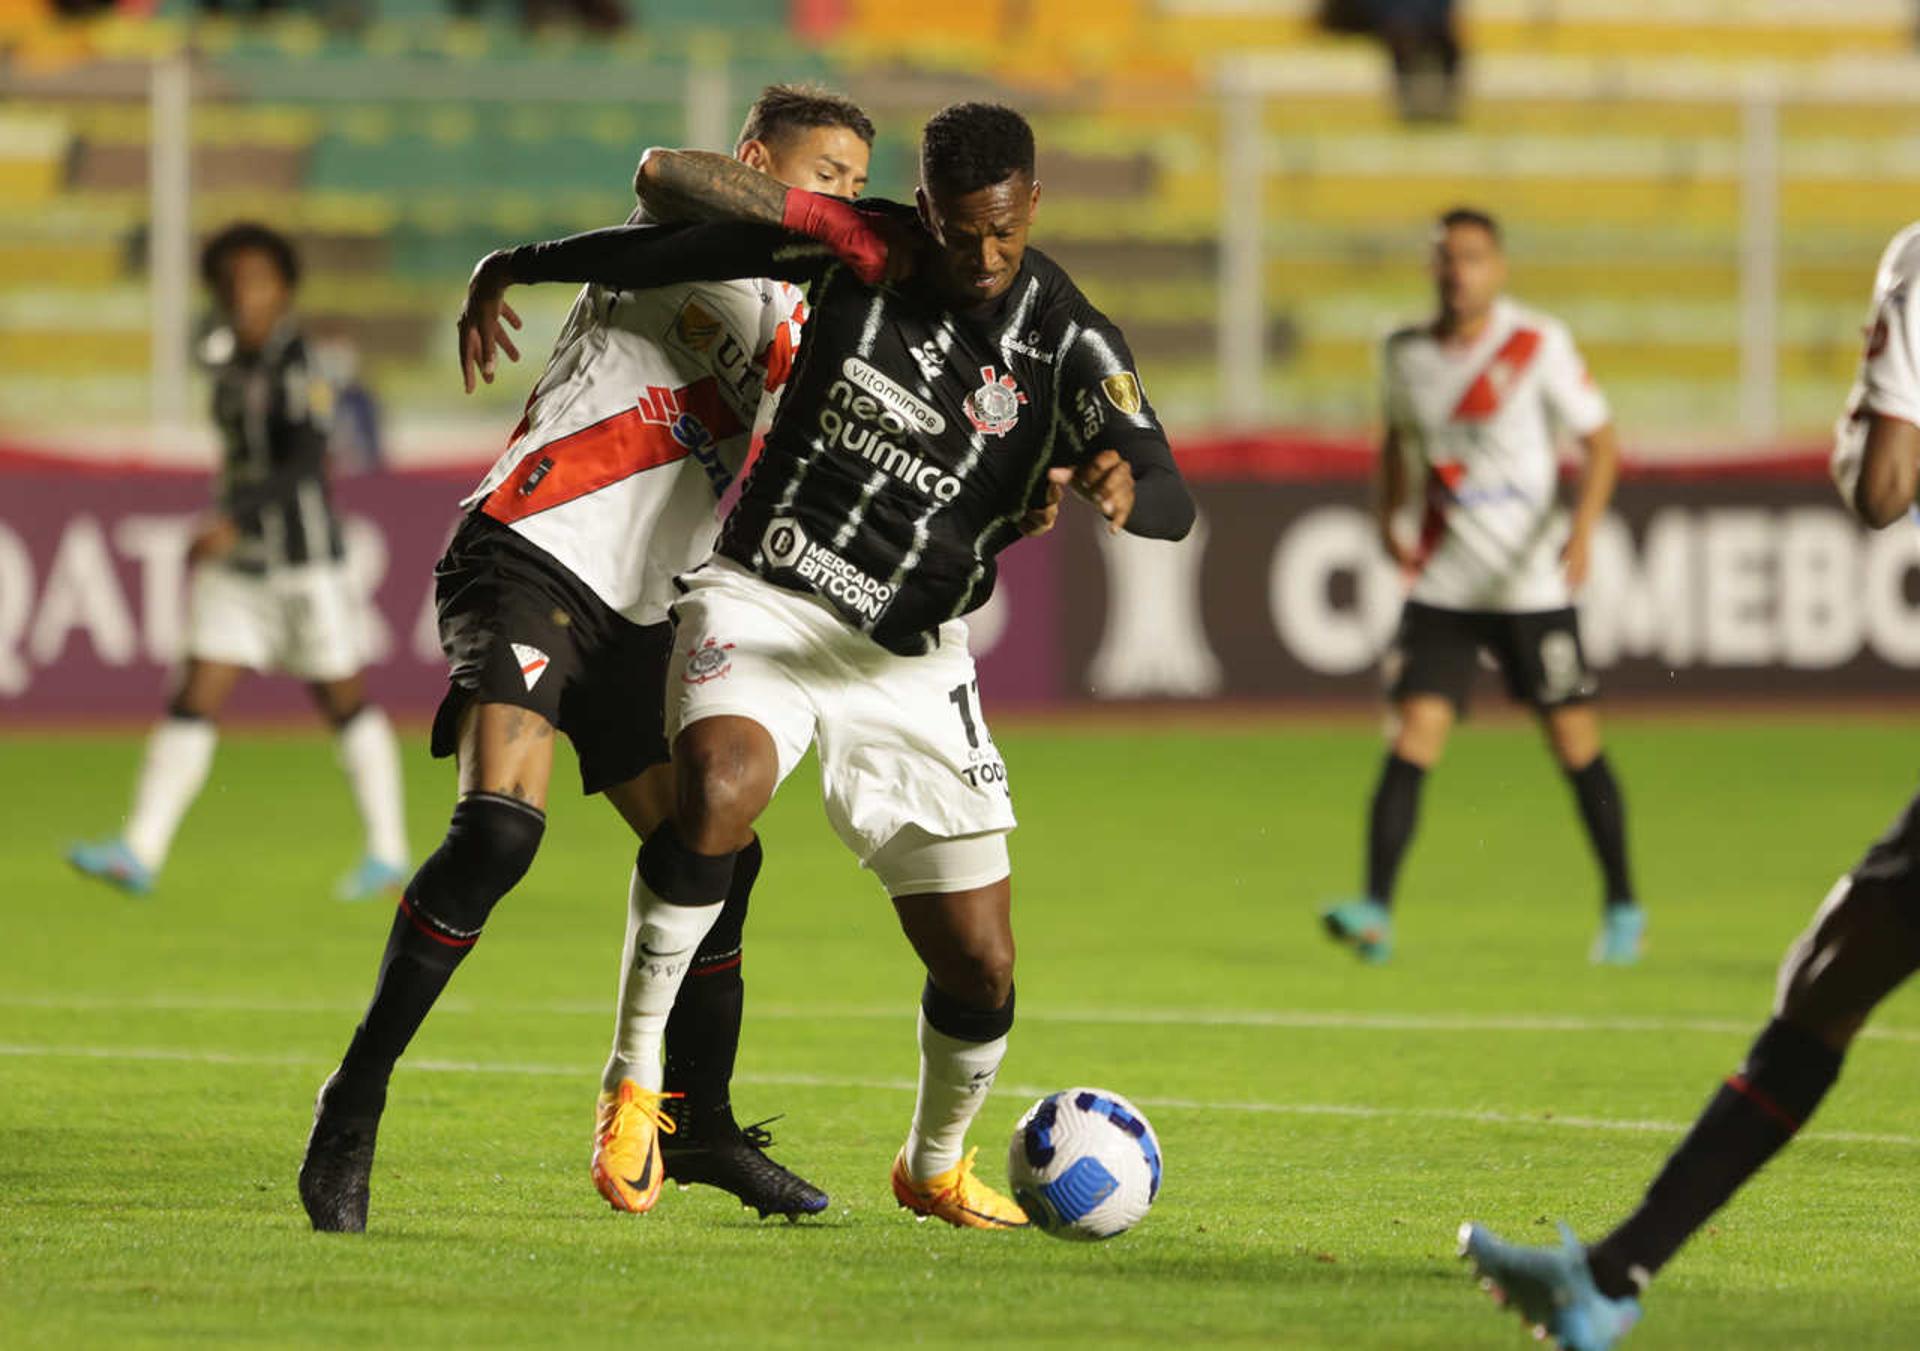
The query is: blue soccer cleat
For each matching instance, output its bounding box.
[66,838,155,896]
[1320,897,1394,963]
[1459,1221,1640,1351]
[1591,903,1646,966]
[336,856,408,902]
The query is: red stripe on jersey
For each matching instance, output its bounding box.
[1415,461,1465,562]
[482,376,745,525]
[760,297,808,394]
[1451,327,1543,421]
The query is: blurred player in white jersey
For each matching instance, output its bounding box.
[1461,223,1920,1351]
[67,223,408,902]
[299,86,875,1233]
[1322,207,1645,965]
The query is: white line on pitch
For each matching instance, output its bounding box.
[3,1041,1918,1150]
[5,995,1920,1045]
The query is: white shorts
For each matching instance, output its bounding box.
[186,559,365,683]
[667,559,1016,891]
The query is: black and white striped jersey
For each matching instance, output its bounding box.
[208,321,343,570]
[506,206,1192,655]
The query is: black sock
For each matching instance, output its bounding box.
[663,836,762,1132]
[1366,754,1427,908]
[1568,754,1635,907]
[1586,1018,1843,1298]
[334,794,545,1108]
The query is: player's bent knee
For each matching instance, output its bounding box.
[673,719,776,841]
[405,791,547,943]
[922,974,1015,1041]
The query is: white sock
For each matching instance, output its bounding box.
[122,716,217,872]
[602,866,723,1094]
[905,1009,1008,1180]
[336,706,407,867]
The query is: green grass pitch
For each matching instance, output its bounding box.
[6,716,1920,1348]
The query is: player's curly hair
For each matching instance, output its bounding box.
[920,101,1035,196]
[199,221,301,292]
[738,83,875,152]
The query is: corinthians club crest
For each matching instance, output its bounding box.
[964,365,1027,437]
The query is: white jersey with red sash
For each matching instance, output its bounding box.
[460,247,806,626]
[1381,297,1610,613]
[1833,222,1920,502]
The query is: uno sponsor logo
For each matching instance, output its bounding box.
[820,373,963,503]
[760,518,895,623]
[668,295,767,413]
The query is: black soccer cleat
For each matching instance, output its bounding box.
[298,1071,385,1233]
[661,1113,829,1220]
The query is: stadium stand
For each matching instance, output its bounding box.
[1,0,1917,449]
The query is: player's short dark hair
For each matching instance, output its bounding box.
[920,101,1035,197]
[737,83,875,152]
[199,221,300,291]
[1438,206,1501,245]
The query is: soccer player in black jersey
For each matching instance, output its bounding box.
[457,101,1194,1227]
[67,222,409,902]
[1461,223,1920,1351]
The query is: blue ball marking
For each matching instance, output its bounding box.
[1040,1156,1120,1224]
[1074,1091,1162,1201]
[1022,1093,1063,1169]
[1014,1186,1059,1232]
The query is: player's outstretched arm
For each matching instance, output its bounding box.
[634,147,897,283]
[1564,421,1621,588]
[455,223,816,390]
[1853,413,1920,528]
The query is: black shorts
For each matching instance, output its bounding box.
[430,513,673,795]
[1386,601,1598,713]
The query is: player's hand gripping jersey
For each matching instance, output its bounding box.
[459,216,808,627]
[1382,298,1610,613]
[500,205,1192,655]
[1832,222,1920,505]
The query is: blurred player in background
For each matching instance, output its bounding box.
[298,86,876,1233]
[1460,221,1920,1351]
[1322,207,1644,965]
[66,223,408,902]
[454,101,1194,1230]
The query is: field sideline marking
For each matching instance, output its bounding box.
[6,994,1920,1045]
[4,1041,1919,1151]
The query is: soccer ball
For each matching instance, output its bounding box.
[1007,1087,1162,1240]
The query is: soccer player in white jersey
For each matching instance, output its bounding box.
[298,87,874,1233]
[1322,207,1646,965]
[1461,223,1920,1351]
[67,223,408,902]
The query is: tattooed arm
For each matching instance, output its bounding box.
[632,147,901,283]
[632,149,789,225]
